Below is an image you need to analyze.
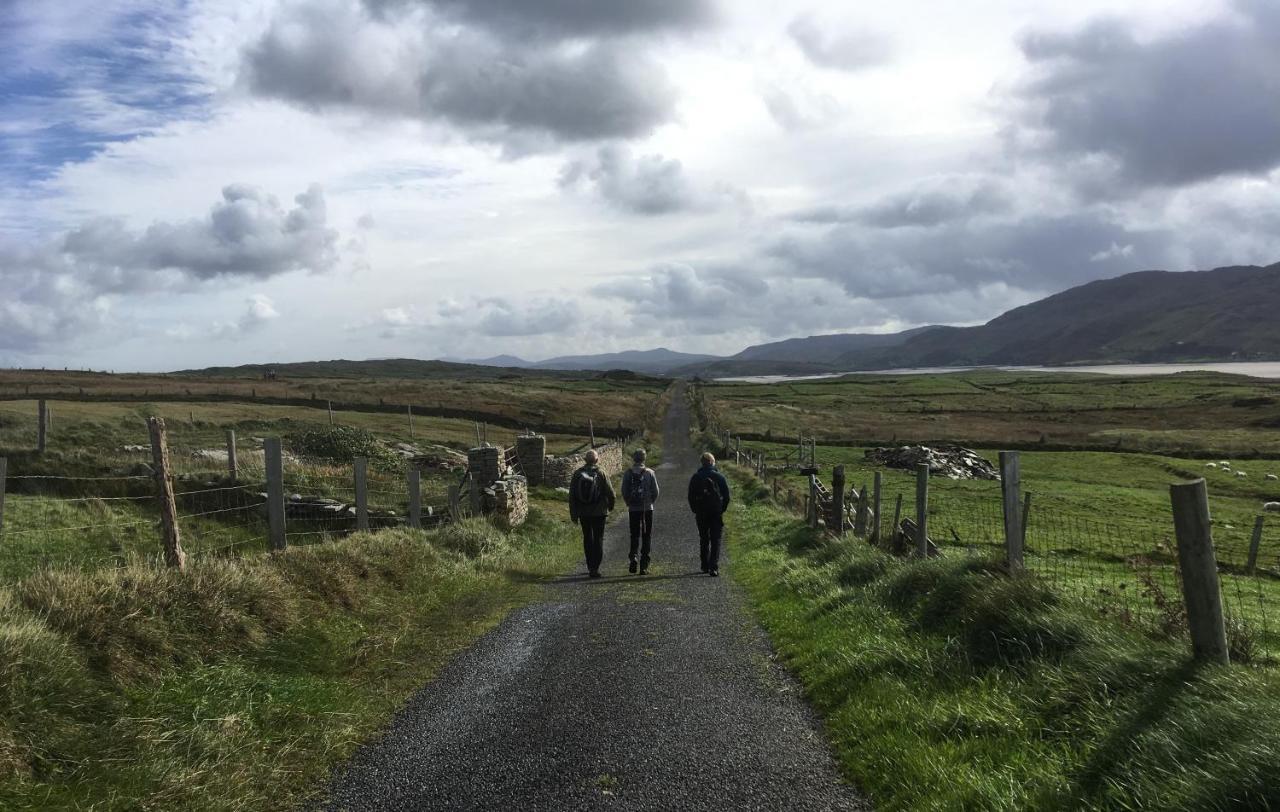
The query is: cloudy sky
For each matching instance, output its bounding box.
[2,0,1279,370]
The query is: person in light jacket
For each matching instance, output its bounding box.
[621,449,660,574]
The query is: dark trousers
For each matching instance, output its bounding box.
[696,514,723,571]
[580,516,607,574]
[629,510,653,567]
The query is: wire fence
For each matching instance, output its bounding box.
[0,456,463,583]
[714,424,1280,666]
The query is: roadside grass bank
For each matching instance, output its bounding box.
[723,468,1280,811]
[0,510,578,810]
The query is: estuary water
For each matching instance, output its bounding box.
[719,362,1280,384]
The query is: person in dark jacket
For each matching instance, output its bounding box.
[569,449,616,578]
[621,448,660,575]
[687,452,731,576]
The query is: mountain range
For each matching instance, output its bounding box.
[462,261,1280,376]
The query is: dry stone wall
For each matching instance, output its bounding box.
[486,477,529,530]
[543,442,627,488]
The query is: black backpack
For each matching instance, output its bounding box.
[693,474,721,515]
[626,469,647,505]
[574,468,602,505]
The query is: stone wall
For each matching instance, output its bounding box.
[485,476,529,530]
[543,442,627,488]
[467,445,507,487]
[515,434,547,486]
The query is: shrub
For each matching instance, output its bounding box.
[433,519,513,559]
[287,427,399,469]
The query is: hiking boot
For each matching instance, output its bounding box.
[589,571,602,579]
[628,560,638,574]
[639,567,649,576]
[708,569,719,577]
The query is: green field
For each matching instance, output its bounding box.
[699,370,1280,456]
[694,374,1280,662]
[0,366,669,438]
[0,370,669,584]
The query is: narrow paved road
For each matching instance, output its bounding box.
[321,384,868,811]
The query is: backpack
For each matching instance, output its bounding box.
[573,468,602,506]
[693,474,722,515]
[626,469,647,506]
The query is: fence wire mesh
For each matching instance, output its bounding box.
[722,424,1279,665]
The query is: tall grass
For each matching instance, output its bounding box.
[0,509,576,809]
[725,470,1280,810]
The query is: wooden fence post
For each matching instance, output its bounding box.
[854,481,869,537]
[407,404,414,438]
[327,400,334,426]
[354,457,369,532]
[1169,478,1229,664]
[588,419,595,448]
[408,469,422,529]
[831,465,846,536]
[1246,515,1265,575]
[890,493,903,548]
[807,474,819,529]
[265,437,286,551]
[0,457,7,540]
[871,471,883,544]
[448,484,462,522]
[1000,451,1024,572]
[474,422,482,447]
[226,429,238,483]
[147,417,186,570]
[37,399,47,453]
[1020,492,1032,555]
[915,463,929,557]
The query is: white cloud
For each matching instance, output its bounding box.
[3,0,1277,369]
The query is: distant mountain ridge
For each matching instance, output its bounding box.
[732,327,938,364]
[836,262,1280,370]
[220,262,1280,379]
[531,348,720,374]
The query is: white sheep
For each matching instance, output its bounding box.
[1220,460,1231,466]
[1236,471,1248,478]
[1267,474,1278,481]
[1205,462,1218,469]
[1266,502,1280,513]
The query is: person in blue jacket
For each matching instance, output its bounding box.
[687,452,731,576]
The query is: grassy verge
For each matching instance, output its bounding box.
[0,509,578,810]
[723,468,1280,811]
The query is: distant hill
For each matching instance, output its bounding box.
[532,348,720,374]
[463,354,533,368]
[844,262,1280,369]
[672,359,840,378]
[173,358,579,380]
[731,327,938,365]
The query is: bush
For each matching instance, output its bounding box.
[433,519,513,559]
[288,427,399,469]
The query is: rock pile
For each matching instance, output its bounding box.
[864,445,1000,481]
[407,445,469,473]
